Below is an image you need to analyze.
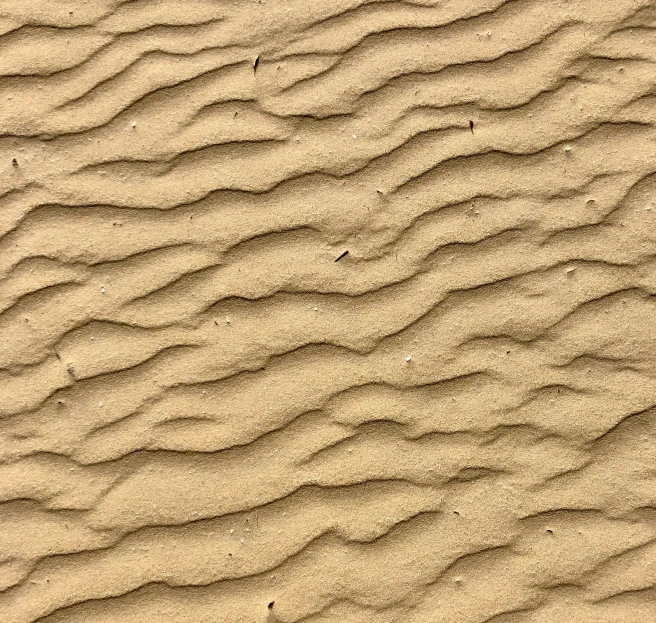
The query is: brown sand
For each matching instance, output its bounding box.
[1,0,656,621]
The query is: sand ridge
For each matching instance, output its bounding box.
[1,0,656,621]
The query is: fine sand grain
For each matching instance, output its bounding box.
[1,1,656,622]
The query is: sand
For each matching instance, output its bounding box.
[0,0,655,621]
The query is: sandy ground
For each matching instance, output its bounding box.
[0,0,655,621]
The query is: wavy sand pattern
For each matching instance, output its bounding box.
[1,0,656,621]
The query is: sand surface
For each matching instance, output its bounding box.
[1,0,656,621]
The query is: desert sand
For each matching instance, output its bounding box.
[0,0,655,621]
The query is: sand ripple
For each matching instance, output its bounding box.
[1,1,656,621]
